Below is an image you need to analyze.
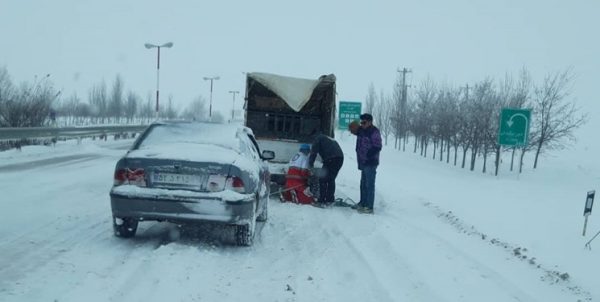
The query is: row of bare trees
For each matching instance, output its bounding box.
[0,68,60,127]
[57,75,225,125]
[0,67,224,128]
[367,68,587,172]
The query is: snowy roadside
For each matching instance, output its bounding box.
[0,138,134,167]
[0,132,597,301]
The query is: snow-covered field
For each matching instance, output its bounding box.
[0,133,598,302]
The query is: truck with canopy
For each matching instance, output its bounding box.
[244,72,336,185]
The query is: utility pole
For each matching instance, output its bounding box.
[397,67,412,151]
[203,76,220,118]
[228,90,239,122]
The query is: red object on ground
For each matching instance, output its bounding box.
[281,166,314,204]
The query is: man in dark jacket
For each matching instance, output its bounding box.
[352,113,382,214]
[308,133,344,206]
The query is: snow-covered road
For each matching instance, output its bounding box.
[0,138,594,301]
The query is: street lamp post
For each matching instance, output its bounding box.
[144,42,173,120]
[203,76,220,118]
[228,90,239,122]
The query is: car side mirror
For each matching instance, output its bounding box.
[261,150,275,160]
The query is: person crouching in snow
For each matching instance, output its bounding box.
[281,144,315,204]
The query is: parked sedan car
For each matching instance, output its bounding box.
[109,122,275,246]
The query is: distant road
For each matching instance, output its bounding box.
[0,154,102,172]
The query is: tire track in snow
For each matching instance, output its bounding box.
[0,216,106,291]
[266,200,403,301]
[377,201,542,302]
[322,212,448,302]
[211,200,399,301]
[333,184,544,301]
[0,213,163,298]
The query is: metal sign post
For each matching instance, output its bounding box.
[583,190,595,236]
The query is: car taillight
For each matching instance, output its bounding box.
[114,168,146,187]
[114,169,128,185]
[226,176,245,193]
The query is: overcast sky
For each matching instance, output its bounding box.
[1,0,598,134]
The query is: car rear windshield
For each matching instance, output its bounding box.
[137,123,241,151]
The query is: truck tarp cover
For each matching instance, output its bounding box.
[247,72,329,112]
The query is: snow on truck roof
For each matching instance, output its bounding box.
[247,72,336,112]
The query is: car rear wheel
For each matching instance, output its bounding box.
[113,216,138,238]
[235,202,256,246]
[235,220,256,246]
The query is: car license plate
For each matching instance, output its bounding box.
[152,172,203,186]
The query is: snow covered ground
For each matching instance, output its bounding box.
[0,133,598,302]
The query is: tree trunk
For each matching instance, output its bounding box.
[482,146,488,174]
[470,146,477,171]
[533,140,543,169]
[432,141,437,159]
[413,135,418,153]
[510,147,516,171]
[439,139,444,162]
[461,145,468,168]
[453,145,458,166]
[494,145,501,176]
[519,148,526,173]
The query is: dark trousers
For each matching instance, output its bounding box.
[318,157,344,203]
[360,165,377,209]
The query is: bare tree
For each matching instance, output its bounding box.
[458,94,474,169]
[0,73,58,127]
[0,67,15,127]
[139,92,155,123]
[390,79,403,149]
[124,91,139,123]
[57,93,82,125]
[413,77,436,157]
[531,69,587,168]
[74,100,91,125]
[374,89,392,145]
[109,75,124,123]
[365,82,377,115]
[181,96,208,121]
[88,80,108,123]
[165,95,178,120]
[436,86,461,164]
[472,79,501,173]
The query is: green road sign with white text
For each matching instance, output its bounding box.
[338,101,362,129]
[498,108,531,146]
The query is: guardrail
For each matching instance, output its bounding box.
[0,125,150,141]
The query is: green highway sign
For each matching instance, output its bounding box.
[498,108,531,146]
[338,101,362,129]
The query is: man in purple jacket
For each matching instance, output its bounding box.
[352,113,382,214]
